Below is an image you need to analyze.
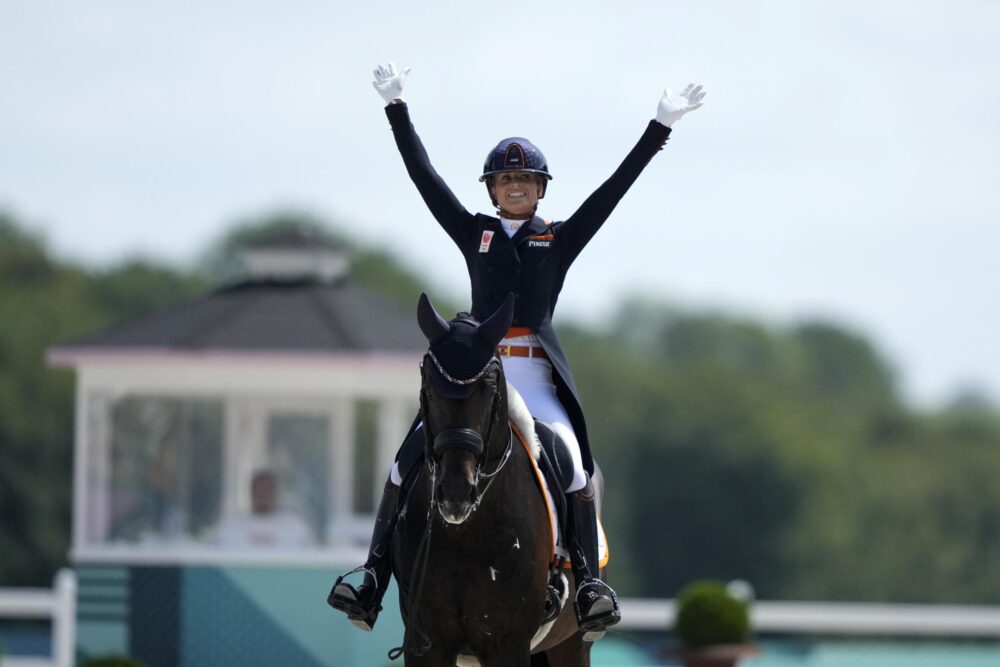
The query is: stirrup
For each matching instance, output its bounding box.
[574,580,621,641]
[541,571,568,625]
[327,566,382,632]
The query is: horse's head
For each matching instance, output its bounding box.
[417,293,514,525]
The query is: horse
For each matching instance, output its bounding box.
[389,292,606,666]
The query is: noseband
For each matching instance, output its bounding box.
[420,352,513,489]
[432,428,484,459]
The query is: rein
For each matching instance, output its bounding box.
[388,462,437,661]
[390,355,513,660]
[467,428,513,512]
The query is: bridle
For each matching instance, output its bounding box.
[390,351,514,660]
[420,351,513,502]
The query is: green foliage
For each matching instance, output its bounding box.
[791,320,898,409]
[196,208,458,312]
[90,260,206,322]
[569,296,1000,603]
[351,247,456,313]
[0,215,75,585]
[79,656,147,667]
[196,209,352,286]
[674,581,750,648]
[0,211,202,586]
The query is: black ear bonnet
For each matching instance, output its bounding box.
[424,315,500,399]
[417,292,514,399]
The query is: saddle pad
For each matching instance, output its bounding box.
[510,421,609,569]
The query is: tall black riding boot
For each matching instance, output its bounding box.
[566,474,621,639]
[327,479,399,631]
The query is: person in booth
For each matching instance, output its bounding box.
[214,469,315,549]
[328,62,706,636]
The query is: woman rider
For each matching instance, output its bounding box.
[329,62,706,636]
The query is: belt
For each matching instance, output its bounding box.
[497,344,547,360]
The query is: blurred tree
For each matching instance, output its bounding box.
[1,215,75,585]
[0,212,202,585]
[565,297,1000,603]
[791,321,899,409]
[196,208,458,312]
[629,369,803,598]
[196,209,352,286]
[90,260,206,322]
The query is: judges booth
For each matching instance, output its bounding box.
[48,237,423,666]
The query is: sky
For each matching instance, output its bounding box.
[2,1,998,407]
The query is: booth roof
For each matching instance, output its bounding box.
[56,278,427,353]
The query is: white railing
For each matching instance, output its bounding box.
[619,597,1000,637]
[0,569,76,667]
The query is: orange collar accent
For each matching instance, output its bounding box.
[506,326,534,338]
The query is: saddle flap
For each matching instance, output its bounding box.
[533,419,576,493]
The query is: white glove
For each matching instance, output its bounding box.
[372,62,411,105]
[655,84,706,127]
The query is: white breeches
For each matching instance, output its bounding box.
[499,353,588,492]
[391,335,587,492]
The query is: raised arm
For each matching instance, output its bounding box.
[373,62,475,247]
[558,83,707,262]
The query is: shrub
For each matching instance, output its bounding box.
[79,656,147,667]
[674,581,751,648]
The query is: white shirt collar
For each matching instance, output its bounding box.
[499,217,525,238]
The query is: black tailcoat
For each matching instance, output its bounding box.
[386,103,670,473]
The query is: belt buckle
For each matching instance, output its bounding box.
[498,344,512,357]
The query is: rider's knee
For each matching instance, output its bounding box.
[551,422,587,493]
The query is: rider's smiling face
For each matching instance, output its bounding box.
[489,172,543,218]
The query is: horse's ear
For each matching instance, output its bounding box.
[417,292,450,344]
[478,293,515,348]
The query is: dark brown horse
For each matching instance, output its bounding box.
[390,293,603,666]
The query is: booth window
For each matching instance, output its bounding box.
[265,413,329,544]
[353,400,378,515]
[107,396,223,544]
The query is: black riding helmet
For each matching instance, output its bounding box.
[479,137,553,207]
